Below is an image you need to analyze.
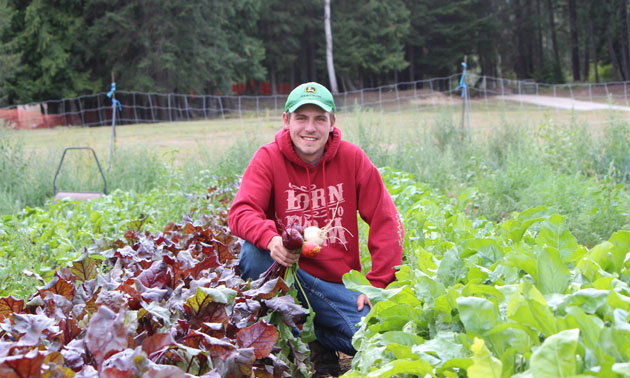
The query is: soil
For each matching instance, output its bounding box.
[312,353,353,378]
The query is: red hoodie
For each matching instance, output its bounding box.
[228,127,403,288]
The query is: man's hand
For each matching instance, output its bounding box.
[267,235,300,267]
[356,294,372,311]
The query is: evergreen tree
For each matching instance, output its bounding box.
[0,0,19,105]
[257,0,303,93]
[331,0,410,90]
[85,0,266,94]
[414,0,482,79]
[2,0,98,103]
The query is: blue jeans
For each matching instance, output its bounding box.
[239,241,369,355]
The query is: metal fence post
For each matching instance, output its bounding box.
[184,95,190,120]
[167,94,172,122]
[62,99,68,126]
[218,96,225,119]
[148,94,156,123]
[203,95,208,119]
[97,95,103,126]
[77,98,86,126]
[483,76,489,106]
[378,86,382,111]
[132,92,138,123]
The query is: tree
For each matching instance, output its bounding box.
[324,0,338,94]
[401,0,431,81]
[85,0,266,94]
[257,0,301,94]
[2,0,99,104]
[568,0,580,80]
[331,0,410,90]
[413,0,485,80]
[0,0,19,105]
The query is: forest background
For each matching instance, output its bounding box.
[0,0,629,107]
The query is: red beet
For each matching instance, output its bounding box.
[282,226,304,250]
[301,241,321,257]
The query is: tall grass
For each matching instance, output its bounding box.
[346,108,630,247]
[0,130,170,215]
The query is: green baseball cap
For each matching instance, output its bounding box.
[285,82,336,113]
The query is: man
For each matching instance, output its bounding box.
[228,82,403,376]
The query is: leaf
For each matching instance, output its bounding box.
[467,338,502,378]
[85,306,128,369]
[529,329,579,378]
[503,244,538,281]
[185,286,235,317]
[136,261,171,289]
[462,238,503,264]
[536,247,570,294]
[565,288,609,314]
[143,364,188,378]
[557,306,603,355]
[0,296,24,321]
[182,253,220,281]
[612,362,630,377]
[262,296,308,328]
[500,206,549,243]
[37,273,75,300]
[243,277,289,300]
[412,331,468,362]
[140,301,172,325]
[142,333,176,357]
[0,349,46,378]
[213,348,256,378]
[457,297,502,335]
[71,255,99,282]
[535,214,578,262]
[436,248,467,286]
[506,282,557,337]
[589,230,630,274]
[236,321,278,359]
[364,358,433,378]
[184,288,230,328]
[342,270,409,304]
[12,313,56,346]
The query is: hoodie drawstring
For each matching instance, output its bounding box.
[304,161,330,227]
[322,160,330,224]
[305,166,315,224]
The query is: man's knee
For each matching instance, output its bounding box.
[238,241,273,280]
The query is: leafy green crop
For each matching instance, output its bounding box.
[344,168,630,377]
[0,176,237,298]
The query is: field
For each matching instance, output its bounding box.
[1,101,630,377]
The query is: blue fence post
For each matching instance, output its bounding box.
[107,74,122,166]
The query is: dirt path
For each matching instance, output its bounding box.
[500,94,630,111]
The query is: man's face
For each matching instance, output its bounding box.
[283,104,335,164]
